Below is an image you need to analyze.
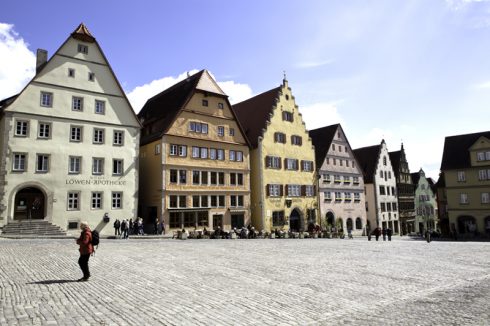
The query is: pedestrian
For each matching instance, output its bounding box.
[113,219,121,237]
[121,219,128,239]
[154,218,158,235]
[160,220,165,235]
[387,227,392,241]
[375,227,380,241]
[382,228,387,241]
[138,217,144,235]
[368,229,372,241]
[76,221,93,282]
[426,230,432,243]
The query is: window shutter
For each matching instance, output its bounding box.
[266,184,270,197]
[279,158,282,169]
[301,185,306,196]
[301,160,304,171]
[313,185,316,194]
[285,184,289,196]
[280,185,284,196]
[299,137,302,146]
[284,158,288,169]
[265,156,269,168]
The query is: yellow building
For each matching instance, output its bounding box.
[233,78,317,232]
[440,131,490,238]
[138,70,250,233]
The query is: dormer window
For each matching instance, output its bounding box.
[218,102,224,109]
[88,72,95,81]
[202,99,208,107]
[68,68,75,77]
[77,44,88,54]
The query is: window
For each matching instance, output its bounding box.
[189,122,208,134]
[40,92,53,107]
[230,173,244,186]
[282,111,293,122]
[208,148,216,160]
[218,102,224,109]
[274,132,286,143]
[457,171,466,182]
[68,192,80,210]
[305,185,314,197]
[388,171,391,179]
[335,192,342,201]
[334,175,341,183]
[192,146,200,158]
[113,130,124,146]
[68,68,75,77]
[478,170,488,181]
[482,192,490,204]
[387,187,390,196]
[38,123,51,139]
[170,145,178,156]
[236,151,243,162]
[380,171,384,178]
[201,171,208,185]
[459,193,469,204]
[381,203,386,212]
[217,126,225,137]
[272,211,285,226]
[392,203,397,211]
[93,128,104,144]
[383,156,387,166]
[12,153,26,171]
[88,72,95,81]
[333,158,336,165]
[202,99,208,107]
[217,149,224,160]
[15,121,28,137]
[200,147,208,159]
[69,156,81,174]
[332,144,336,151]
[477,152,486,161]
[354,193,360,202]
[339,146,342,152]
[344,192,352,201]
[230,195,244,207]
[229,150,236,161]
[77,44,88,54]
[95,100,105,114]
[379,186,386,195]
[287,184,301,197]
[193,171,200,185]
[286,158,298,170]
[268,184,281,197]
[387,202,392,211]
[229,128,235,136]
[92,158,104,175]
[353,176,360,184]
[179,170,187,184]
[72,97,83,111]
[266,156,281,169]
[343,176,350,184]
[324,192,332,201]
[178,145,187,157]
[113,159,123,175]
[155,144,161,155]
[201,195,208,207]
[322,174,331,183]
[70,126,82,142]
[302,160,313,172]
[36,154,49,172]
[91,192,102,209]
[112,192,122,209]
[289,135,302,145]
[170,169,178,183]
[392,187,396,196]
[339,159,343,166]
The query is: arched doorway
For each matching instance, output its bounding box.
[289,208,302,232]
[347,218,353,230]
[457,215,476,234]
[355,217,362,230]
[326,212,334,226]
[14,187,45,220]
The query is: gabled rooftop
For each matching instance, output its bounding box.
[440,131,490,170]
[309,124,340,170]
[353,144,382,183]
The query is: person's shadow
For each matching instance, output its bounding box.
[27,279,78,285]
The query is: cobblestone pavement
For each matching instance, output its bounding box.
[0,237,489,326]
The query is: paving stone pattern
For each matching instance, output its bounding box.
[0,237,489,325]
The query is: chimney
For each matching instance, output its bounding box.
[36,49,48,73]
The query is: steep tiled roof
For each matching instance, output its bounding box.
[440,131,490,170]
[427,177,437,193]
[232,87,281,148]
[410,172,421,186]
[138,70,205,145]
[71,23,95,43]
[389,151,401,179]
[0,94,18,112]
[309,124,339,169]
[353,144,381,183]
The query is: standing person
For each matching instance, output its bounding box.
[382,228,387,241]
[387,227,392,241]
[138,217,144,235]
[76,222,93,282]
[375,227,380,241]
[121,219,128,239]
[154,218,158,235]
[113,219,121,237]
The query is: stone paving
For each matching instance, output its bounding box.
[0,236,489,326]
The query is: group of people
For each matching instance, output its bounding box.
[113,217,147,238]
[368,227,393,241]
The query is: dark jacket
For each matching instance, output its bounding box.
[77,228,94,255]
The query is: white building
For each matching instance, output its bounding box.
[353,140,400,233]
[0,23,141,235]
[309,124,367,236]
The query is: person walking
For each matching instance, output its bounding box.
[76,221,93,282]
[375,227,380,241]
[382,228,387,241]
[121,219,128,239]
[387,227,392,241]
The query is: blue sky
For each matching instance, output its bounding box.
[1,0,490,180]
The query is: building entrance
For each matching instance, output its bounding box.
[14,187,45,220]
[289,208,301,232]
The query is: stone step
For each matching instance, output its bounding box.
[1,220,67,237]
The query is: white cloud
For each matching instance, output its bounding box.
[300,101,344,130]
[474,80,490,89]
[295,59,334,69]
[446,0,490,11]
[0,23,35,100]
[126,70,253,112]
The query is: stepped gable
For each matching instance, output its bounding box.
[440,131,490,170]
[353,144,381,183]
[309,124,339,169]
[138,70,207,146]
[232,87,281,148]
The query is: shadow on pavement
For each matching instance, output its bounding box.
[27,279,78,285]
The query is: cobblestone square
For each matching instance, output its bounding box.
[0,237,489,325]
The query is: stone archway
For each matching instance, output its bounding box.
[347,218,353,230]
[289,208,302,232]
[14,187,45,220]
[326,211,335,226]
